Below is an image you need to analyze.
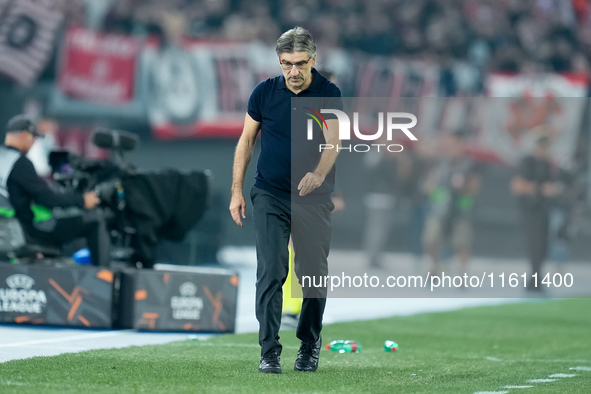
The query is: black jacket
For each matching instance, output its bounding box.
[4,146,84,232]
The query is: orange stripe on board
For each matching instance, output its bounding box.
[230,276,239,286]
[68,296,82,320]
[78,315,90,327]
[163,273,169,283]
[213,297,223,325]
[184,323,192,330]
[96,270,113,283]
[49,279,74,303]
[142,313,159,319]
[71,287,89,301]
[204,287,223,324]
[15,316,29,323]
[135,290,147,300]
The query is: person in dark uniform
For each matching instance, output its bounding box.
[229,27,341,374]
[0,115,109,266]
[423,131,480,275]
[511,134,559,290]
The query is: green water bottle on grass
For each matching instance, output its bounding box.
[384,340,399,352]
[326,340,361,353]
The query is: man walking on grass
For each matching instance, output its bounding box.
[229,26,341,373]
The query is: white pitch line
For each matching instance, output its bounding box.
[0,330,134,348]
[570,366,591,372]
[548,373,576,378]
[0,381,28,386]
[473,391,508,394]
[193,342,302,350]
[480,358,591,363]
[190,342,260,348]
[502,386,533,389]
[13,344,116,351]
[526,378,556,383]
[523,359,591,363]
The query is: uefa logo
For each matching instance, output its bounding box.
[179,282,198,297]
[6,274,35,290]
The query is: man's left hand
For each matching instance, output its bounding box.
[83,191,101,209]
[298,172,325,196]
[542,182,560,197]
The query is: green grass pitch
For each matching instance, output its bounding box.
[0,298,589,393]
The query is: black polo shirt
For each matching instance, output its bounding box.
[247,68,342,204]
[517,154,556,210]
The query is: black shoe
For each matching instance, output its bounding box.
[259,352,281,374]
[294,338,321,372]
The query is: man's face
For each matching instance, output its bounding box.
[20,131,36,154]
[279,51,316,92]
[535,142,550,158]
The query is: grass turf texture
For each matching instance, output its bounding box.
[1,298,590,393]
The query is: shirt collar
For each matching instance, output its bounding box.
[278,68,322,93]
[3,145,21,154]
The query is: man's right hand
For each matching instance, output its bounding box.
[83,191,101,209]
[511,177,536,195]
[229,193,247,227]
[542,182,559,197]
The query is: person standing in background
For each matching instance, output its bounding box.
[511,133,560,290]
[422,131,480,275]
[394,143,429,262]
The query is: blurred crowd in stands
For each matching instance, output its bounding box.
[63,0,591,73]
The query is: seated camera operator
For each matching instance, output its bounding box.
[0,115,110,266]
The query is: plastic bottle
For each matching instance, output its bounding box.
[325,340,361,353]
[72,248,92,265]
[384,340,399,352]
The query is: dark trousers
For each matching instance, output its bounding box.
[26,209,111,267]
[522,208,550,285]
[251,187,333,357]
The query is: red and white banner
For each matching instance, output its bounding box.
[58,27,140,105]
[480,73,589,166]
[0,0,64,86]
[144,42,453,140]
[145,41,278,139]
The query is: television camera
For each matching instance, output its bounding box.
[49,129,210,268]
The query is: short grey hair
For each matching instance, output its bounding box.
[275,26,316,58]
